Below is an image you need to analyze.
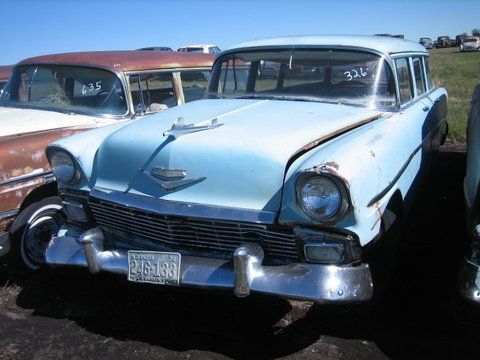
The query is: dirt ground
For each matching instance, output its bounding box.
[1,143,479,360]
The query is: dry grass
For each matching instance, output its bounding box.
[429,47,480,140]
[0,279,20,306]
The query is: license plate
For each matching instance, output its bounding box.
[128,251,181,286]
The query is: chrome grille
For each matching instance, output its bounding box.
[88,197,300,260]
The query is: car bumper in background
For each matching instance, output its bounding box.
[45,226,374,304]
[458,257,480,303]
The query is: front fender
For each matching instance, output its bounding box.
[46,121,132,191]
[279,112,417,246]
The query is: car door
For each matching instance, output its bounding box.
[392,56,433,208]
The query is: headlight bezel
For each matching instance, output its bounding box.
[296,173,350,223]
[47,147,82,185]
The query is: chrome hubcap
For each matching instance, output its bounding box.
[23,215,61,266]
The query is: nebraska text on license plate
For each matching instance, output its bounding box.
[128,251,181,286]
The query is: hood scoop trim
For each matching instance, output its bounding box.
[163,117,223,139]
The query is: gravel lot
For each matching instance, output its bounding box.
[1,143,479,360]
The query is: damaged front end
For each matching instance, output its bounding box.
[45,188,373,303]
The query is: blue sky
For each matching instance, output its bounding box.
[1,0,479,64]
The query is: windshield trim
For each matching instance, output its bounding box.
[2,63,131,119]
[208,46,399,111]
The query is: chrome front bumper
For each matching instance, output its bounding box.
[459,257,480,303]
[45,226,373,303]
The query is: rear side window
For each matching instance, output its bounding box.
[180,70,211,102]
[412,57,426,96]
[395,58,413,104]
[424,57,433,89]
[129,72,176,112]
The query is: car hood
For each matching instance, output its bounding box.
[92,99,383,211]
[0,106,117,138]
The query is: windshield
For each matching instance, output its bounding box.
[206,49,397,109]
[0,65,127,116]
[465,38,478,43]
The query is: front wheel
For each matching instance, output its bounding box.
[8,197,66,274]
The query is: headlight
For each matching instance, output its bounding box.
[296,175,349,222]
[48,149,80,184]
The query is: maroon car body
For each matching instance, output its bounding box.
[0,51,214,268]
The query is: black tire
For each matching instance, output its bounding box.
[363,206,402,304]
[8,196,66,275]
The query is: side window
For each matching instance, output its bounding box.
[218,59,248,95]
[412,57,426,96]
[423,57,433,89]
[180,70,211,102]
[129,72,176,112]
[395,58,413,104]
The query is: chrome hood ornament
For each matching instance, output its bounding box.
[142,166,206,191]
[163,117,222,139]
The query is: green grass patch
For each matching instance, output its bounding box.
[430,47,480,140]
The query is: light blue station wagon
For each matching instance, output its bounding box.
[43,35,447,304]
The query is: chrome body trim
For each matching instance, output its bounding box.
[366,118,445,207]
[90,187,277,224]
[142,170,207,191]
[0,170,53,187]
[45,226,373,303]
[458,257,480,303]
[0,210,19,221]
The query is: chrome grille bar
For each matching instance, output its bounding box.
[88,197,299,260]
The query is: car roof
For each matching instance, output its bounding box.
[178,44,217,48]
[136,47,173,51]
[225,35,427,55]
[0,65,13,81]
[16,51,214,73]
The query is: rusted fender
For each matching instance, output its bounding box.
[0,126,95,214]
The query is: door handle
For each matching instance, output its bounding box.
[423,106,430,112]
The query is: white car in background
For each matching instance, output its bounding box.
[461,37,480,52]
[177,44,221,54]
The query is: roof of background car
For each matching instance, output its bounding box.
[178,44,218,49]
[16,51,214,73]
[225,35,427,55]
[0,65,13,81]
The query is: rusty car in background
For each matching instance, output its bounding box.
[44,35,447,304]
[0,65,13,90]
[460,84,480,303]
[0,50,214,272]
